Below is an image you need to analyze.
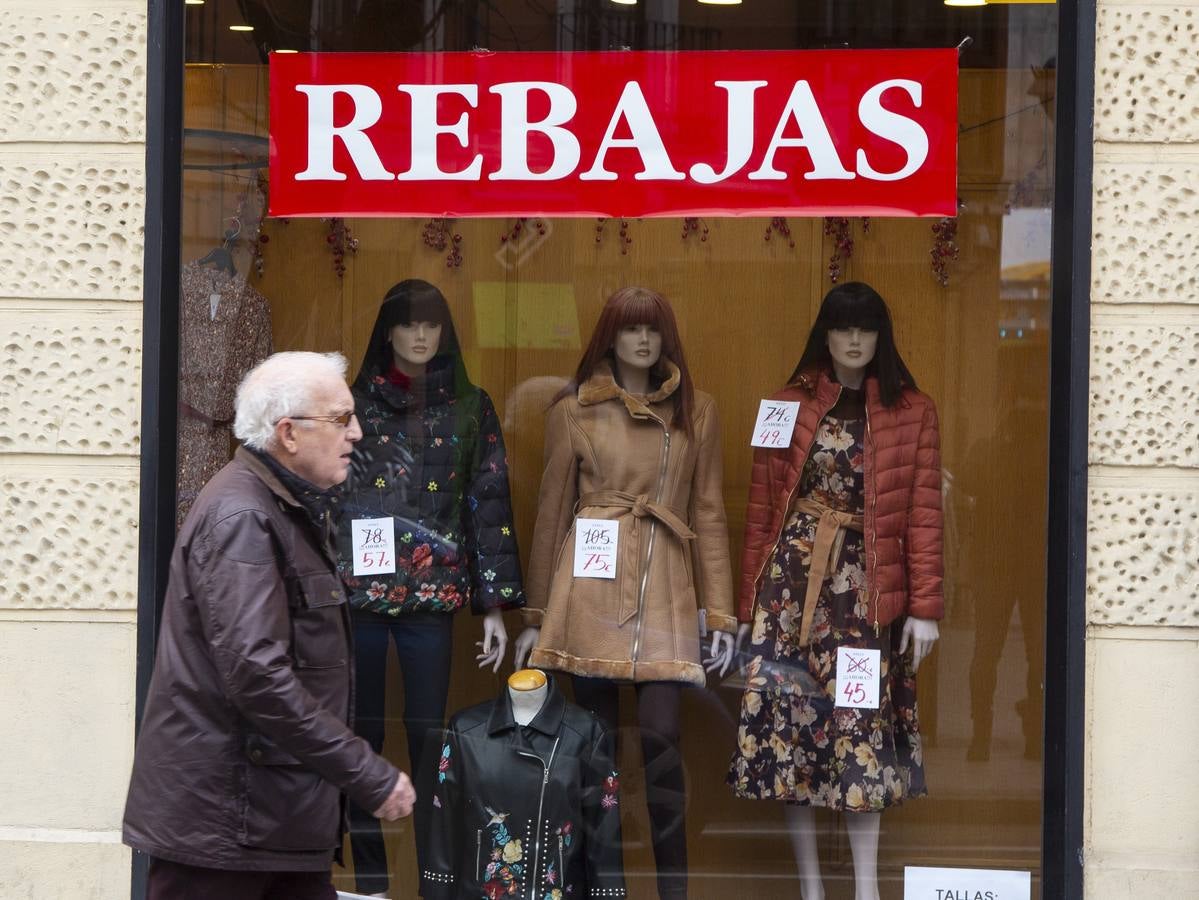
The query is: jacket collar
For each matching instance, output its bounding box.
[794,367,883,415]
[577,359,680,420]
[486,674,567,737]
[236,445,301,508]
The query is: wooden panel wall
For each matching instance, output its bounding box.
[182,64,1052,899]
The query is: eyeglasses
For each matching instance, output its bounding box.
[286,411,357,427]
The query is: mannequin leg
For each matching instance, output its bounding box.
[635,682,686,900]
[782,805,824,900]
[347,615,392,895]
[844,812,882,900]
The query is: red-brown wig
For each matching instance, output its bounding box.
[554,286,695,435]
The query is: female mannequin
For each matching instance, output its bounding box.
[727,282,943,900]
[513,286,737,900]
[334,279,524,898]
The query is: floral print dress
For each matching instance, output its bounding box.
[727,414,926,812]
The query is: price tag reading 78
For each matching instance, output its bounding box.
[573,517,619,580]
[749,399,800,449]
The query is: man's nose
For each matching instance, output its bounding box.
[347,415,363,442]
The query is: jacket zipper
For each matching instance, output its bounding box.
[558,835,565,885]
[517,736,560,900]
[864,397,879,636]
[751,386,843,593]
[631,423,671,666]
[476,828,483,882]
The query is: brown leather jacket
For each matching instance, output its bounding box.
[739,368,944,628]
[524,362,736,687]
[123,448,399,871]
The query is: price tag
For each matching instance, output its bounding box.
[834,647,880,709]
[573,518,618,580]
[352,517,396,576]
[750,399,800,448]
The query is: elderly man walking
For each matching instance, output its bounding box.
[124,351,415,900]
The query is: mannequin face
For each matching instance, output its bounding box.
[826,326,878,374]
[612,323,662,371]
[389,321,443,369]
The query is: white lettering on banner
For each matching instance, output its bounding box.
[352,517,397,576]
[579,81,686,182]
[856,79,929,181]
[689,80,769,184]
[488,82,581,181]
[574,518,619,580]
[292,79,933,186]
[750,399,800,448]
[295,84,394,181]
[395,84,483,180]
[903,866,1031,900]
[748,80,854,182]
[834,647,880,709]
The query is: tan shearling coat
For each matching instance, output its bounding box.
[524,361,736,687]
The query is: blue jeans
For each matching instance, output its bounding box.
[348,611,454,895]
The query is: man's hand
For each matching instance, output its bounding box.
[373,772,416,821]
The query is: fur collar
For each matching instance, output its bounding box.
[578,359,681,419]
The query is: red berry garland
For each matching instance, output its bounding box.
[594,218,633,254]
[822,217,852,283]
[325,217,358,278]
[422,218,463,268]
[681,217,709,242]
[499,217,547,244]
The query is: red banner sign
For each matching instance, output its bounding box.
[269,50,957,218]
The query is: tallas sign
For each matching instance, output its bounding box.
[269,50,958,218]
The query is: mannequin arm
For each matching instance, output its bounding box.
[703,630,735,677]
[898,616,939,672]
[735,622,752,652]
[512,626,540,671]
[475,608,508,673]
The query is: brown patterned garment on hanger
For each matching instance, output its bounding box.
[176,261,273,529]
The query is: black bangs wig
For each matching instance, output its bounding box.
[788,281,918,407]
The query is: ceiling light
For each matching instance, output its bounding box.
[275,49,299,54]
[944,0,987,5]
[184,0,204,5]
[698,0,743,5]
[229,24,255,32]
[610,0,636,5]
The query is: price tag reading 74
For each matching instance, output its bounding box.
[749,399,800,449]
[573,517,619,580]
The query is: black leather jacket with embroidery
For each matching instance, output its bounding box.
[422,677,626,900]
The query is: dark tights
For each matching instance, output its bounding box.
[572,677,687,900]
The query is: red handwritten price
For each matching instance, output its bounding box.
[360,550,392,570]
[574,517,619,580]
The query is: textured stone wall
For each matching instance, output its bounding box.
[1087,3,1199,897]
[0,2,145,897]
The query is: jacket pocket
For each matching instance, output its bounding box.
[291,572,348,669]
[239,736,340,851]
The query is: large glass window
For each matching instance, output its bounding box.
[178,2,1057,896]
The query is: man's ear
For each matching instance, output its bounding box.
[274,419,299,454]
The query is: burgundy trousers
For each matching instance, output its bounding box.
[146,857,337,900]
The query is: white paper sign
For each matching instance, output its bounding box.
[750,399,800,448]
[352,517,396,576]
[903,866,1031,900]
[835,647,881,709]
[574,518,618,580]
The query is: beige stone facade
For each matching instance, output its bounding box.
[0,2,1195,898]
[1087,2,1199,897]
[0,1,145,897]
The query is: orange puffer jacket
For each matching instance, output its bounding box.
[738,368,944,628]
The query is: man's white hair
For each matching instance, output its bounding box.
[233,351,349,451]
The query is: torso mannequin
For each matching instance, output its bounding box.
[508,669,549,726]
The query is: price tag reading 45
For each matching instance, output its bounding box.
[573,518,619,580]
[351,516,396,576]
[750,399,800,448]
[835,647,881,709]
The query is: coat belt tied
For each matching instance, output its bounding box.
[787,498,864,647]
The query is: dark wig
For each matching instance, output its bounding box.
[788,282,917,407]
[353,278,469,393]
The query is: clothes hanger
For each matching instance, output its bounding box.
[194,217,241,275]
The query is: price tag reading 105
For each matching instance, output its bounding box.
[573,517,619,580]
[750,399,800,449]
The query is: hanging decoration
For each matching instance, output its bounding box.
[594,218,633,254]
[763,217,796,253]
[681,217,709,243]
[930,200,963,287]
[499,217,547,245]
[422,218,464,268]
[326,217,358,277]
[822,217,852,283]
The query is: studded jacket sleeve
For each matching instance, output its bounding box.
[581,720,626,900]
[465,389,526,614]
[421,723,463,900]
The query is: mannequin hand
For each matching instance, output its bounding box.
[898,617,939,672]
[704,630,735,677]
[512,627,541,671]
[735,623,752,653]
[476,608,508,673]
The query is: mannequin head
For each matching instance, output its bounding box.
[557,286,694,434]
[789,282,917,407]
[375,279,460,377]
